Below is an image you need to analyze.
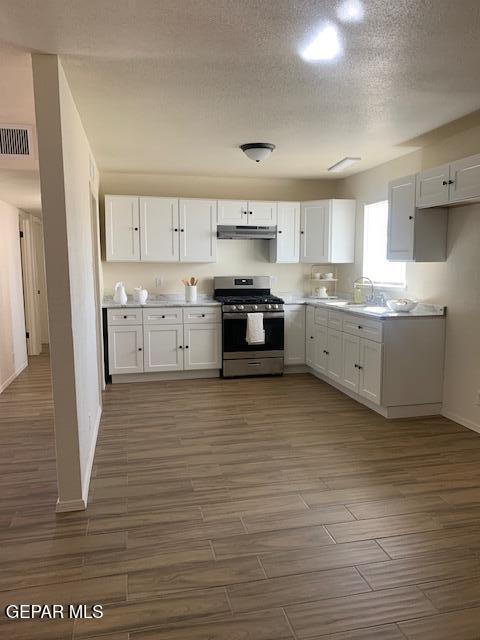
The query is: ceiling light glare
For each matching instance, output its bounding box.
[337,0,365,23]
[300,24,342,62]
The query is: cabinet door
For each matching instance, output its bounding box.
[313,323,328,374]
[359,338,382,405]
[105,195,140,261]
[143,325,183,372]
[275,202,300,263]
[179,199,217,263]
[387,175,416,261]
[139,197,179,262]
[416,164,450,208]
[248,201,277,225]
[300,201,329,263]
[183,323,221,370]
[108,325,143,374]
[449,154,480,203]
[342,332,360,392]
[217,200,248,225]
[305,306,315,367]
[326,328,343,383]
[284,305,305,365]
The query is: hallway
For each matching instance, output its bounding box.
[2,355,480,638]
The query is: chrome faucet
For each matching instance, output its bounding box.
[352,276,374,304]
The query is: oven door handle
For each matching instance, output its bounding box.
[223,312,284,320]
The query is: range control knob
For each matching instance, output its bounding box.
[253,305,258,310]
[274,304,279,309]
[238,305,244,310]
[231,305,237,311]
[267,304,272,309]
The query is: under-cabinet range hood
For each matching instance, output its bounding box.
[217,225,277,240]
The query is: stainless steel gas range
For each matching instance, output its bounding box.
[214,276,285,377]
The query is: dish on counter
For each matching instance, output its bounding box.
[386,298,417,312]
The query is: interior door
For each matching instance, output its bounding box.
[248,201,277,225]
[184,323,221,370]
[449,154,480,203]
[326,328,343,383]
[108,325,143,374]
[217,200,248,225]
[140,197,179,262]
[416,164,450,208]
[143,325,183,372]
[305,306,315,367]
[276,202,300,263]
[313,323,328,374]
[105,195,140,261]
[387,175,416,261]
[359,338,382,405]
[342,332,360,392]
[300,201,329,263]
[179,199,217,262]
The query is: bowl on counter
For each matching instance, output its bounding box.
[386,298,418,313]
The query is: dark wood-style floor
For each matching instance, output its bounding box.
[2,352,480,639]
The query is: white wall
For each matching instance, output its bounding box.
[33,54,102,510]
[0,200,28,393]
[337,125,480,432]
[100,172,336,296]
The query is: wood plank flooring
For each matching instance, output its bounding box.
[2,351,480,638]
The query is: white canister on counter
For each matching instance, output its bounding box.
[185,285,197,303]
[113,282,128,305]
[134,286,148,305]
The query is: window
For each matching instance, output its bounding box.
[363,201,406,287]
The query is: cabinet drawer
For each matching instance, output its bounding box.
[328,310,344,331]
[143,308,183,325]
[107,308,143,325]
[183,306,221,324]
[343,316,383,343]
[314,307,328,326]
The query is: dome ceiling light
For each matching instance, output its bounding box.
[240,142,276,163]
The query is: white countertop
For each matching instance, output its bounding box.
[282,295,445,319]
[103,295,220,309]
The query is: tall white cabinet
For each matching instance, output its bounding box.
[300,200,356,263]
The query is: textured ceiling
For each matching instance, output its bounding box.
[0,0,480,179]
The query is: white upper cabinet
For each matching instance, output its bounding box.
[416,153,480,208]
[416,164,450,208]
[249,201,277,225]
[217,200,248,225]
[179,199,217,263]
[388,175,448,262]
[300,200,355,264]
[105,195,140,261]
[449,153,480,203]
[217,200,277,226]
[387,175,416,261]
[270,202,300,263]
[139,197,179,262]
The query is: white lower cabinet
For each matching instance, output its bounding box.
[108,306,222,377]
[342,332,360,393]
[108,325,144,374]
[144,324,183,372]
[326,328,343,383]
[184,323,221,370]
[358,338,382,404]
[305,306,315,367]
[284,305,305,365]
[313,323,328,374]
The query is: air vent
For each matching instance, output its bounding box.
[0,125,32,156]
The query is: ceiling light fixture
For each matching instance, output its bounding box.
[240,142,276,163]
[300,24,342,62]
[328,156,361,172]
[336,0,365,23]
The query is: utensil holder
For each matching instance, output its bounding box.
[185,285,197,303]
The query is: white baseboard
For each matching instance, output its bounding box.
[81,403,102,507]
[0,360,28,394]
[284,364,309,374]
[56,497,87,512]
[442,409,480,434]
[112,370,220,383]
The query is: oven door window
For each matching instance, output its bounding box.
[223,316,284,353]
